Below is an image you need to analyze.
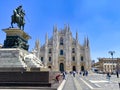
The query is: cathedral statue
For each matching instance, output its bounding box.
[11,5,25,30]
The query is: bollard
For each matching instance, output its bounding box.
[118,83,120,88]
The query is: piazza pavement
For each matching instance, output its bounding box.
[0,72,119,90]
[59,72,120,90]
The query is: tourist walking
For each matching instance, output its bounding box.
[106,72,111,82]
[62,71,66,80]
[73,71,76,77]
[83,71,85,76]
[79,71,82,76]
[55,73,61,83]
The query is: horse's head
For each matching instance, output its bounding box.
[13,10,17,15]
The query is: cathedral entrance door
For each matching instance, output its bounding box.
[81,66,84,71]
[72,66,76,71]
[59,63,64,72]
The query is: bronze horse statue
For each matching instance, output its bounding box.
[11,9,25,30]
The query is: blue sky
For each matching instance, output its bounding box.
[0,0,120,62]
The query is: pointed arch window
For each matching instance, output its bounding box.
[81,56,84,61]
[72,48,75,53]
[49,57,51,62]
[60,50,64,55]
[72,56,75,61]
[49,48,52,54]
[60,37,63,45]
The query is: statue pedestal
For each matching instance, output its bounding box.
[2,28,31,51]
[0,48,28,71]
[0,48,51,87]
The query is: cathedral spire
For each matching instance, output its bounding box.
[35,39,40,49]
[68,24,70,32]
[64,24,67,32]
[86,36,89,47]
[34,39,40,58]
[76,31,78,41]
[53,24,57,32]
[45,33,48,45]
[84,36,87,46]
[84,36,89,48]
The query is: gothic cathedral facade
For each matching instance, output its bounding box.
[34,25,91,72]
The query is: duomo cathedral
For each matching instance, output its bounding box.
[33,25,91,72]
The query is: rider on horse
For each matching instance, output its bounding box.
[11,5,25,30]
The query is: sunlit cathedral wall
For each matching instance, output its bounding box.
[34,25,91,72]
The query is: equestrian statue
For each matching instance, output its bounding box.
[11,5,25,30]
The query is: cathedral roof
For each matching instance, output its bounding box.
[40,25,89,49]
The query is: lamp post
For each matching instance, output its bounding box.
[108,51,115,73]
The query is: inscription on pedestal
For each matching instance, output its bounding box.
[0,50,22,68]
[0,51,18,58]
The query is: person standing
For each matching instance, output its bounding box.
[86,70,88,76]
[79,71,82,76]
[106,72,111,82]
[116,71,119,78]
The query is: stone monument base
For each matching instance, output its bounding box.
[0,71,51,87]
[0,48,44,72]
[0,48,52,87]
[0,48,27,71]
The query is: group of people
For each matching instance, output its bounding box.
[106,71,119,81]
[55,70,89,83]
[80,70,88,76]
[70,70,89,77]
[55,71,66,83]
[55,70,120,89]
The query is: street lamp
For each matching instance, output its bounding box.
[108,51,115,73]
